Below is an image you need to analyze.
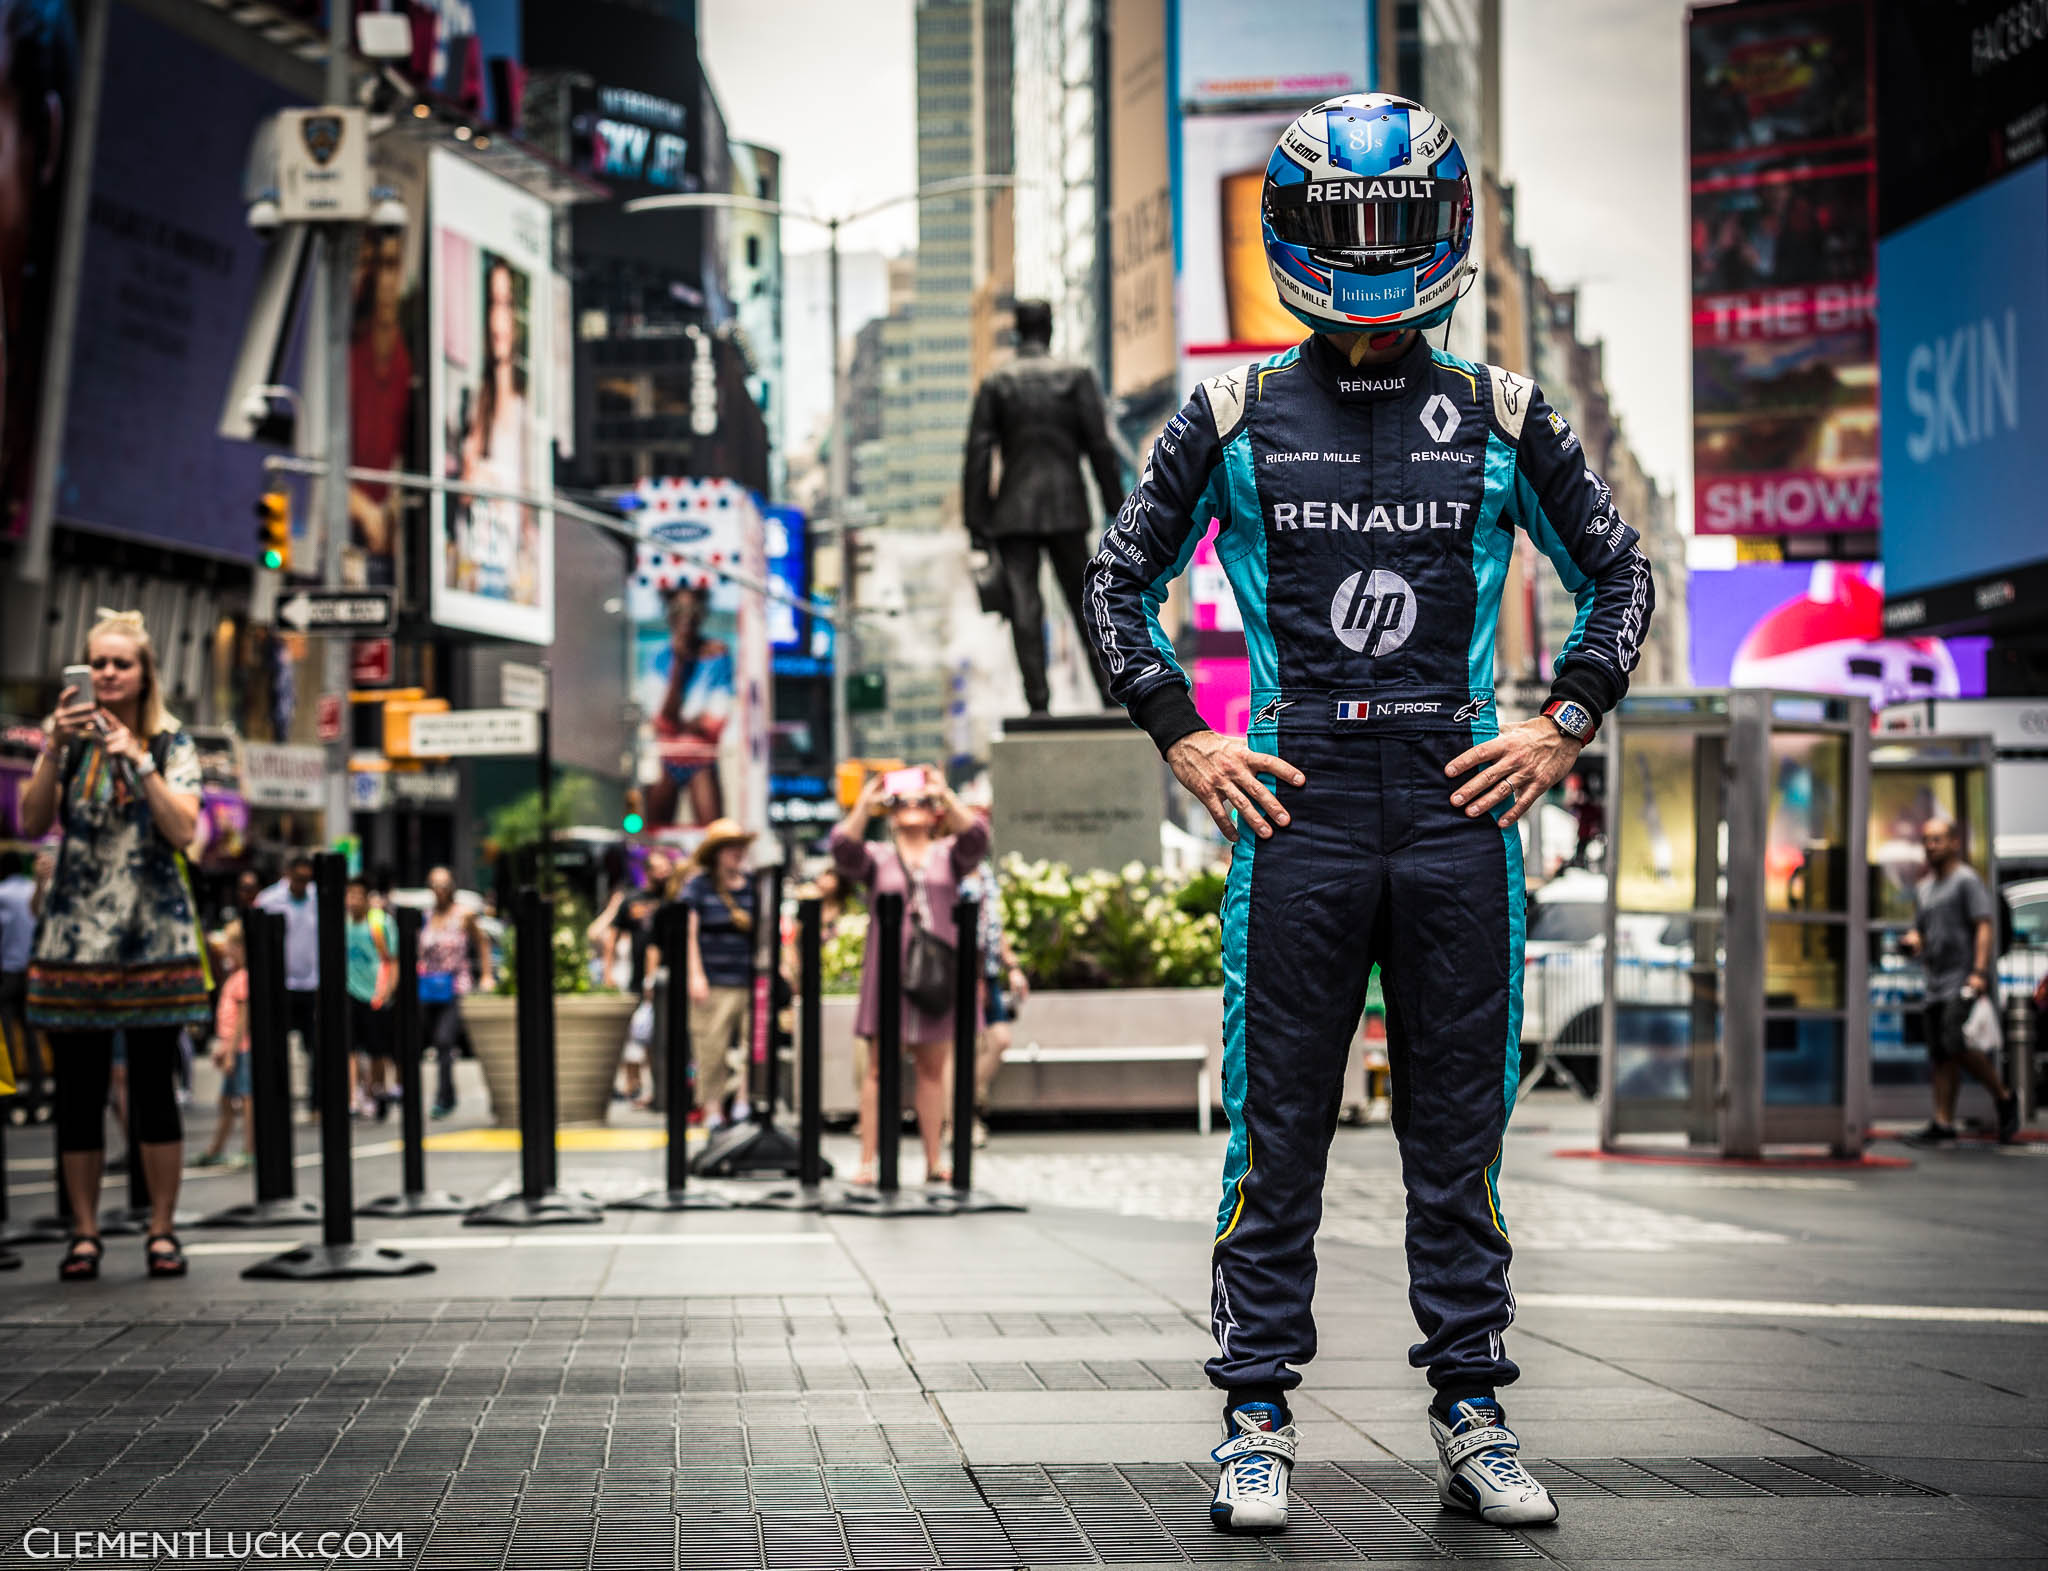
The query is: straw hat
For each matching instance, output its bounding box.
[692,817,757,869]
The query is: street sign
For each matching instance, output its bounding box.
[407,707,541,758]
[390,769,460,805]
[242,743,328,809]
[499,661,549,712]
[275,107,370,222]
[277,588,396,636]
[317,694,344,742]
[348,769,390,813]
[351,638,393,686]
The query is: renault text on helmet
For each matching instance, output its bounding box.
[1261,93,1476,335]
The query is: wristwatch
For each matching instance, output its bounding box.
[1541,698,1597,742]
[132,751,158,779]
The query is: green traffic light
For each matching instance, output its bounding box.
[261,549,284,569]
[623,813,644,834]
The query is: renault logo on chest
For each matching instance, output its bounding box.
[1330,568,1416,656]
[1419,393,1461,444]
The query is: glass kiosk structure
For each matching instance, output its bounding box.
[1866,733,2006,1121]
[1598,690,1871,1158]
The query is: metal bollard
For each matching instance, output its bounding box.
[874,891,904,1194]
[243,853,430,1278]
[941,895,1021,1216]
[614,902,730,1210]
[200,909,319,1228]
[799,898,826,1188]
[358,906,465,1216]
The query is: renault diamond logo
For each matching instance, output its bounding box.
[1419,393,1460,444]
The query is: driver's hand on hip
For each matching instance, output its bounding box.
[1165,730,1304,842]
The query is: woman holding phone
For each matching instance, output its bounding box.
[18,610,208,1281]
[830,767,987,1185]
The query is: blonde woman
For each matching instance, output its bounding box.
[19,611,208,1281]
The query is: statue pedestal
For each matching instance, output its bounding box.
[990,715,1165,873]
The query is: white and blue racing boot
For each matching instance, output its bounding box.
[1431,1398,1558,1526]
[1209,1401,1298,1533]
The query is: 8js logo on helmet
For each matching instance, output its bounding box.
[1330,569,1417,657]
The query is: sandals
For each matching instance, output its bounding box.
[145,1233,188,1278]
[60,1235,103,1282]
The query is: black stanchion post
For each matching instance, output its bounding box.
[799,898,825,1188]
[200,909,319,1228]
[613,902,728,1210]
[940,894,1020,1216]
[874,891,904,1194]
[951,896,978,1193]
[464,887,601,1226]
[692,864,802,1183]
[243,854,430,1279]
[1,1093,67,1245]
[359,906,464,1216]
[754,865,784,1125]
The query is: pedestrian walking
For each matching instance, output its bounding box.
[345,875,396,1119]
[18,609,214,1281]
[663,819,757,1129]
[830,768,988,1185]
[1085,94,1654,1531]
[419,868,492,1119]
[253,852,322,1118]
[194,922,250,1168]
[1901,817,2018,1144]
[962,856,1028,1150]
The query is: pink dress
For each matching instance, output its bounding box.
[831,822,990,1046]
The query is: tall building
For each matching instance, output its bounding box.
[1012,0,1104,374]
[856,0,1019,766]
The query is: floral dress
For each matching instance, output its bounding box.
[25,729,212,1030]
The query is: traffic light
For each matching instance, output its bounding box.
[622,788,644,835]
[255,491,291,572]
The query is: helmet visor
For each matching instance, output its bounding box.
[1265,178,1467,252]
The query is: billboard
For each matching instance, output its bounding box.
[4,0,82,544]
[57,6,303,558]
[428,150,555,644]
[1108,0,1174,397]
[1688,0,1879,538]
[1689,561,1986,709]
[1175,0,1371,109]
[627,478,770,838]
[1177,110,1302,355]
[1878,160,2047,612]
[762,503,807,653]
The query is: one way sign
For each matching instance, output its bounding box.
[277,588,396,635]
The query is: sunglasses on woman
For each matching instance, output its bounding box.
[885,795,940,810]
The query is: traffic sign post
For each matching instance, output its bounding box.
[277,588,396,636]
[404,708,541,758]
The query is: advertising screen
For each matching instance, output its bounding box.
[1108,0,1174,398]
[627,478,769,838]
[1878,157,2048,616]
[1875,0,2047,236]
[1688,0,1879,538]
[1177,110,1302,356]
[4,0,82,544]
[1175,0,1370,109]
[1689,561,1986,710]
[428,150,555,644]
[58,6,303,558]
[763,503,808,653]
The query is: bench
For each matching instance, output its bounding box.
[1001,1041,1213,1134]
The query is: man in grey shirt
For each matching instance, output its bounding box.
[254,853,323,1118]
[1902,818,2017,1144]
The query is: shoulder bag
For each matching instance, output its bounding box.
[897,845,958,1019]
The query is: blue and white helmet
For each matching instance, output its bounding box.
[1262,93,1475,335]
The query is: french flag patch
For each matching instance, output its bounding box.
[1336,700,1371,721]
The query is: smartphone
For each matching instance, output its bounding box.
[59,664,94,714]
[881,766,928,801]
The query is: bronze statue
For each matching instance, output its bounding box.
[963,300,1123,716]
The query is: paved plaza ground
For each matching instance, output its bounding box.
[3,1074,2046,1569]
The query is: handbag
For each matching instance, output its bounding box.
[1961,992,2003,1053]
[628,998,655,1047]
[419,969,457,1004]
[897,846,958,1018]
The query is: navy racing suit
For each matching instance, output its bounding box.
[1084,331,1652,1401]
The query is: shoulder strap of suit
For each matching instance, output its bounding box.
[1486,363,1535,444]
[1197,362,1256,444]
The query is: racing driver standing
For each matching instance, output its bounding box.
[1085,93,1653,1534]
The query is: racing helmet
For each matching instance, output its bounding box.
[1261,93,1475,334]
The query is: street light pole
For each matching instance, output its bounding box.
[320,5,354,849]
[827,217,856,767]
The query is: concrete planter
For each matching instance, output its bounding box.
[464,992,636,1128]
[817,986,1226,1119]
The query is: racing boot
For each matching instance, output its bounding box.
[1209,1400,1297,1533]
[1431,1397,1558,1526]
